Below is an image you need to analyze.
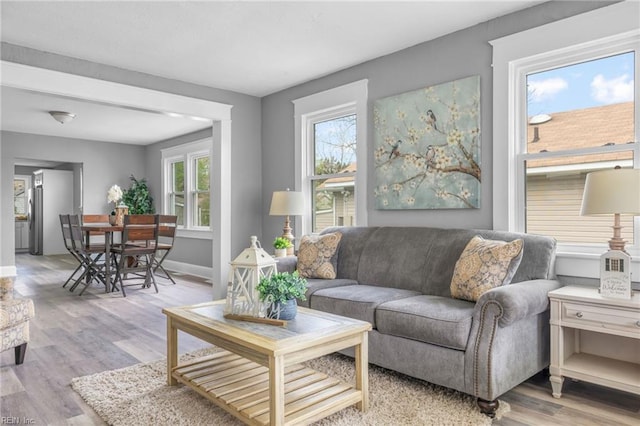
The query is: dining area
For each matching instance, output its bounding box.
[59,213,177,297]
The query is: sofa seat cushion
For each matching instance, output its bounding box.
[298,278,359,308]
[376,295,475,350]
[310,285,420,327]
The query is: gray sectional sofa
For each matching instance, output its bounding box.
[278,226,560,417]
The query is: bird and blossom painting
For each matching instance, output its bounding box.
[373,75,481,210]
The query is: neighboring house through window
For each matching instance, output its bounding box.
[162,138,212,238]
[294,80,368,234]
[491,2,639,278]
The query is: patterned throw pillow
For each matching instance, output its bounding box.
[296,232,342,279]
[450,236,524,302]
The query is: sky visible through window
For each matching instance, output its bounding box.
[527,52,634,115]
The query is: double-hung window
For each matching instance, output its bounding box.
[162,138,212,236]
[294,80,368,234]
[491,2,639,278]
[309,111,357,231]
[523,52,636,247]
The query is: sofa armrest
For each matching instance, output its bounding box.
[465,279,562,400]
[275,256,298,273]
[475,279,562,327]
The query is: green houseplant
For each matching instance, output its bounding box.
[257,272,307,320]
[273,237,292,258]
[122,175,155,214]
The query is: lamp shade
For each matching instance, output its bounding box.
[269,190,304,216]
[580,168,640,216]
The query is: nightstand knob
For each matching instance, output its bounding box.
[576,312,584,318]
[636,321,640,327]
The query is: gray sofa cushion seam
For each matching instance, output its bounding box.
[377,307,466,324]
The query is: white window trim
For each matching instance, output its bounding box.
[490,1,640,280]
[162,138,213,239]
[293,79,368,236]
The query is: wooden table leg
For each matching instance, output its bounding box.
[355,331,369,411]
[269,354,285,425]
[167,316,178,386]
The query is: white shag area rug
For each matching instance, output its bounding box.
[71,347,509,425]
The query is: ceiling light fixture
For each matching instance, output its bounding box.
[49,111,76,124]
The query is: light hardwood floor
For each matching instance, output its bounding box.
[1,253,639,425]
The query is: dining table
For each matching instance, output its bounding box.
[80,221,168,293]
[81,223,122,293]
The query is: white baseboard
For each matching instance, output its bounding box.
[161,259,213,281]
[0,266,17,277]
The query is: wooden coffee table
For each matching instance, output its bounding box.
[163,300,371,425]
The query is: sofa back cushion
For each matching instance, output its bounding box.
[322,226,556,297]
[321,227,379,280]
[354,227,443,294]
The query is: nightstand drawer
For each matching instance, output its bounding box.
[563,302,640,334]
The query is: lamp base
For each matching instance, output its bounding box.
[281,215,295,255]
[608,213,627,252]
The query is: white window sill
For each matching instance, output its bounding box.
[176,229,213,240]
[556,248,640,282]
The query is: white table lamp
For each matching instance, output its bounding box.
[580,167,640,252]
[269,189,304,254]
[581,166,640,299]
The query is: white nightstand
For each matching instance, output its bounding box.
[548,286,640,398]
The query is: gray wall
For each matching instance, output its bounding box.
[260,1,615,241]
[1,43,263,273]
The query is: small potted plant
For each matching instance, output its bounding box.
[273,237,292,258]
[257,272,307,320]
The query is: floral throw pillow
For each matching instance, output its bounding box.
[450,236,524,302]
[296,232,342,279]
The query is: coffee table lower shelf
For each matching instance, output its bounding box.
[172,350,362,426]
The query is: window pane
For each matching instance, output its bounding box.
[312,179,355,232]
[14,179,27,217]
[525,52,635,243]
[195,193,210,227]
[526,52,634,154]
[172,193,184,226]
[526,155,633,244]
[195,156,210,191]
[172,161,184,192]
[313,115,357,175]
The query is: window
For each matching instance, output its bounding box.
[294,80,368,235]
[14,176,29,220]
[524,53,636,245]
[162,139,212,235]
[310,113,356,232]
[491,2,639,278]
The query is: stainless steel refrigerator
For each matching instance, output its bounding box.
[29,169,74,255]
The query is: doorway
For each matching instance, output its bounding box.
[13,159,83,254]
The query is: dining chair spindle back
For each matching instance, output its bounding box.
[112,214,160,297]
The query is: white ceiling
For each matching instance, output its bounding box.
[1,1,541,145]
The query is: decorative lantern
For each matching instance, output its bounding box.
[224,236,277,318]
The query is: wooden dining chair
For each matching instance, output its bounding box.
[152,215,178,284]
[82,214,110,248]
[59,214,85,289]
[67,215,109,295]
[111,214,159,297]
